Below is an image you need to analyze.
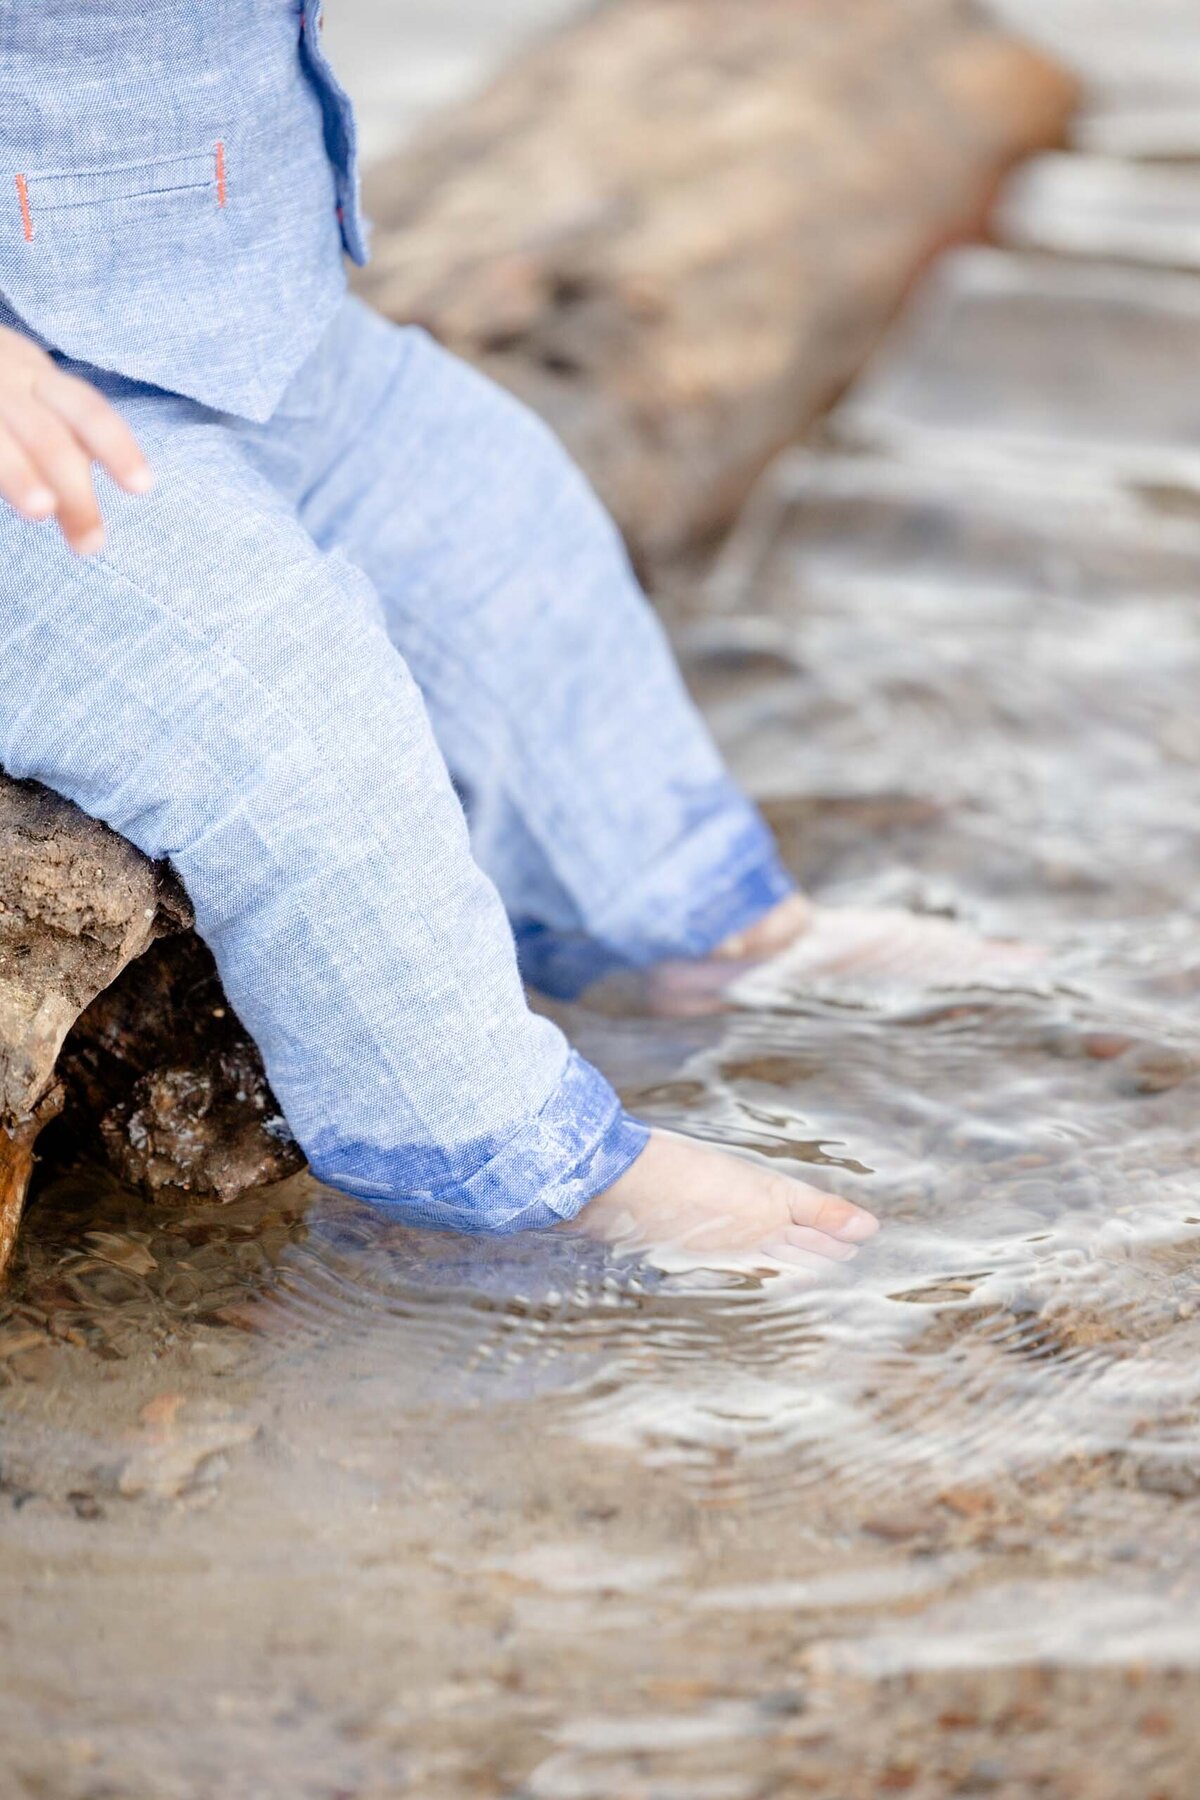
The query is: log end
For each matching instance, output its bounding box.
[0,1085,64,1281]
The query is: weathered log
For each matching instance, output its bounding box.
[0,0,1077,1275]
[0,781,188,1258]
[59,934,303,1205]
[356,0,1076,569]
[0,1088,63,1277]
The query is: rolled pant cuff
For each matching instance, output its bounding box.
[307,1048,650,1235]
[516,792,797,1000]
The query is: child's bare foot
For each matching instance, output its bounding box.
[573,1128,879,1269]
[714,892,815,962]
[730,903,1043,1006]
[647,896,1040,1015]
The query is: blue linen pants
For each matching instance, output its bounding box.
[0,296,794,1232]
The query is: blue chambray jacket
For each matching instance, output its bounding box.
[0,0,367,421]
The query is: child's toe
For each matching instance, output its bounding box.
[786,1185,879,1243]
[782,1224,859,1261]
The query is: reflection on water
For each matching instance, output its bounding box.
[8,13,1200,1800]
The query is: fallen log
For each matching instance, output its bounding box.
[0,781,189,1263]
[59,933,304,1207]
[356,0,1077,568]
[0,0,1076,1273]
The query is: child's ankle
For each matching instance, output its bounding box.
[713,893,813,962]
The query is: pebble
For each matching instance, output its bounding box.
[1135,1458,1200,1500]
[116,1398,258,1500]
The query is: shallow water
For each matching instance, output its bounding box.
[8,9,1200,1800]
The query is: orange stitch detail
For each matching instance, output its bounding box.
[14,173,32,243]
[215,140,227,208]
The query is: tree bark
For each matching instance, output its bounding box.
[0,782,188,1266]
[0,0,1076,1275]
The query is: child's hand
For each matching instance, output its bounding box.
[0,322,154,555]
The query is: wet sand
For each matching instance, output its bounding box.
[6,4,1200,1796]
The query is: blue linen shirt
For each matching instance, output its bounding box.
[0,0,365,419]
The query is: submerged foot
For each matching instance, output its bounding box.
[648,896,1040,1015]
[730,903,1042,1005]
[573,1127,879,1270]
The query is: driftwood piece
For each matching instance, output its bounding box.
[0,0,1076,1274]
[356,0,1076,568]
[0,782,187,1256]
[0,1088,63,1278]
[60,935,303,1206]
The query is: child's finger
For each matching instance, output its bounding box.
[0,421,57,521]
[36,368,154,495]
[4,394,106,553]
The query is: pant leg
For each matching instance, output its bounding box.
[0,383,647,1231]
[294,301,796,1000]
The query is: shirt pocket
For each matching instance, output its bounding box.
[16,145,226,244]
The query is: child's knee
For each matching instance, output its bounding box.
[0,461,400,857]
[385,324,628,581]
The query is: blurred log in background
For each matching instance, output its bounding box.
[357,0,1076,571]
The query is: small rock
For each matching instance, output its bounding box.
[67,1491,104,1521]
[116,1397,258,1500]
[1116,1046,1198,1097]
[757,1689,807,1717]
[7,1344,59,1383]
[957,1759,1007,1794]
[138,1391,186,1430]
[1136,1457,1200,1499]
[862,1507,932,1541]
[939,1485,994,1520]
